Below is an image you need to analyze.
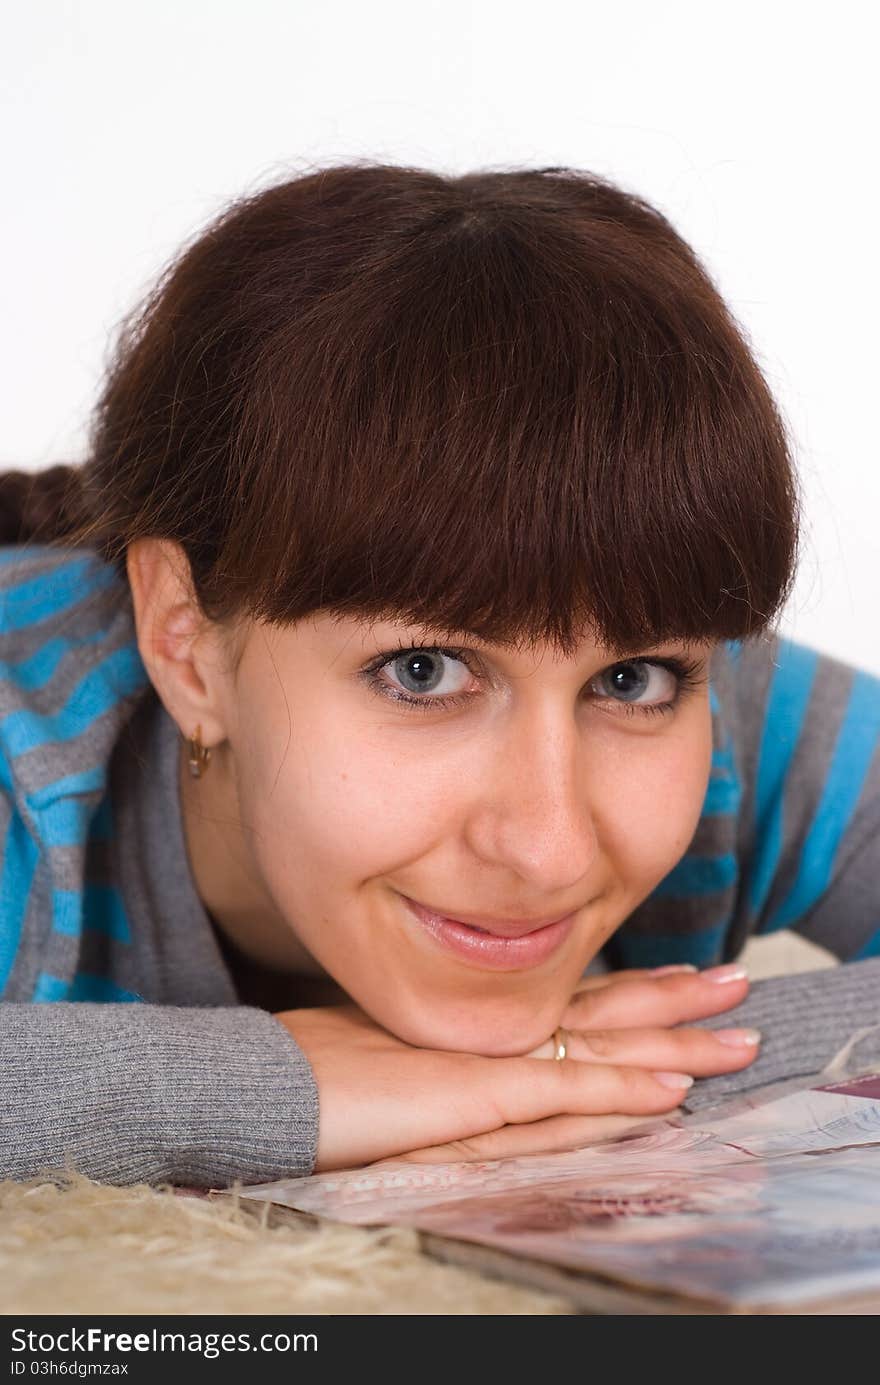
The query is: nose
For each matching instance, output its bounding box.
[463,702,599,895]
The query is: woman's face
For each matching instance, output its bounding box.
[191,612,716,1056]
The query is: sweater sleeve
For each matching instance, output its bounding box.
[0,1001,319,1188]
[685,957,880,1110]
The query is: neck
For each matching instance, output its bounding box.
[212,921,348,1010]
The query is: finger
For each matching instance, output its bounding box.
[370,1111,663,1165]
[484,1056,694,1131]
[561,965,750,1031]
[531,1024,760,1076]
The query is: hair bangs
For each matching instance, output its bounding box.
[215,178,799,657]
[16,163,798,661]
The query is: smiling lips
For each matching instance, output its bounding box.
[403,897,577,938]
[400,894,578,971]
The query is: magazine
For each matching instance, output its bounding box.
[222,1060,880,1314]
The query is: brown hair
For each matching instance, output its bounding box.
[1,161,800,659]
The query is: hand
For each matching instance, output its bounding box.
[528,961,754,1058]
[274,964,756,1171]
[372,962,758,1164]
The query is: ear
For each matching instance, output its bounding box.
[125,538,234,750]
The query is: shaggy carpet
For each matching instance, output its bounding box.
[0,1170,571,1315]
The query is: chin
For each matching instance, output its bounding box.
[378,999,560,1057]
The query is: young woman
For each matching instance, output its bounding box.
[1,163,878,1188]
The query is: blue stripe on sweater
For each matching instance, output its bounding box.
[0,630,110,691]
[25,796,102,849]
[746,641,819,921]
[32,970,142,1002]
[702,776,741,816]
[28,765,107,805]
[0,644,148,761]
[853,928,880,960]
[24,769,111,848]
[703,742,742,816]
[650,851,738,899]
[614,918,729,969]
[724,639,743,667]
[0,556,118,632]
[89,793,115,841]
[0,811,40,994]
[761,669,880,931]
[52,884,132,943]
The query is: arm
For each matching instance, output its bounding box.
[0,1001,319,1187]
[1,758,320,1187]
[687,957,880,1109]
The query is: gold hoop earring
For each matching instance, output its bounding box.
[186,724,212,779]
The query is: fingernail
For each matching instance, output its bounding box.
[702,963,749,984]
[649,964,698,976]
[653,1071,695,1090]
[713,1027,762,1048]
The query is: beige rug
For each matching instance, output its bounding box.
[0,1170,570,1315]
[0,933,835,1316]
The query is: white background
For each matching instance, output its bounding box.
[2,1,878,672]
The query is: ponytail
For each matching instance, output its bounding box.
[0,464,90,548]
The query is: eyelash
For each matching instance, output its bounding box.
[358,643,707,719]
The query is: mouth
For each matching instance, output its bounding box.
[399,894,579,972]
[399,897,579,941]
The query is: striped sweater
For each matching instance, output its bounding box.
[1,543,879,1186]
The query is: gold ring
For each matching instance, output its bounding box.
[552,1025,569,1061]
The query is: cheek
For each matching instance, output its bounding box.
[594,709,713,893]
[233,710,438,883]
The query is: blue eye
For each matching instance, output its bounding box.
[359,644,706,718]
[363,646,476,710]
[391,649,469,697]
[591,660,681,715]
